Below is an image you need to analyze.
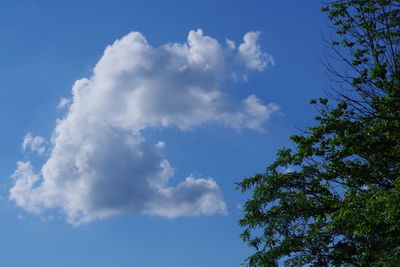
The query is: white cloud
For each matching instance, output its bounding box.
[57,97,71,109]
[238,31,275,71]
[226,39,236,50]
[145,176,227,218]
[22,133,46,156]
[10,161,42,213]
[10,29,278,225]
[155,141,166,149]
[219,94,280,132]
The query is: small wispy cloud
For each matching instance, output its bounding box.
[238,31,275,71]
[155,141,166,149]
[22,133,47,156]
[57,97,71,109]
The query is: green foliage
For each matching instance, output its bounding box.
[237,1,400,266]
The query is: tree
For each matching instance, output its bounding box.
[237,1,400,266]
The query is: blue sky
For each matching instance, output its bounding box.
[0,1,331,266]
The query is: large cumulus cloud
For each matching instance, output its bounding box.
[10,29,278,225]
